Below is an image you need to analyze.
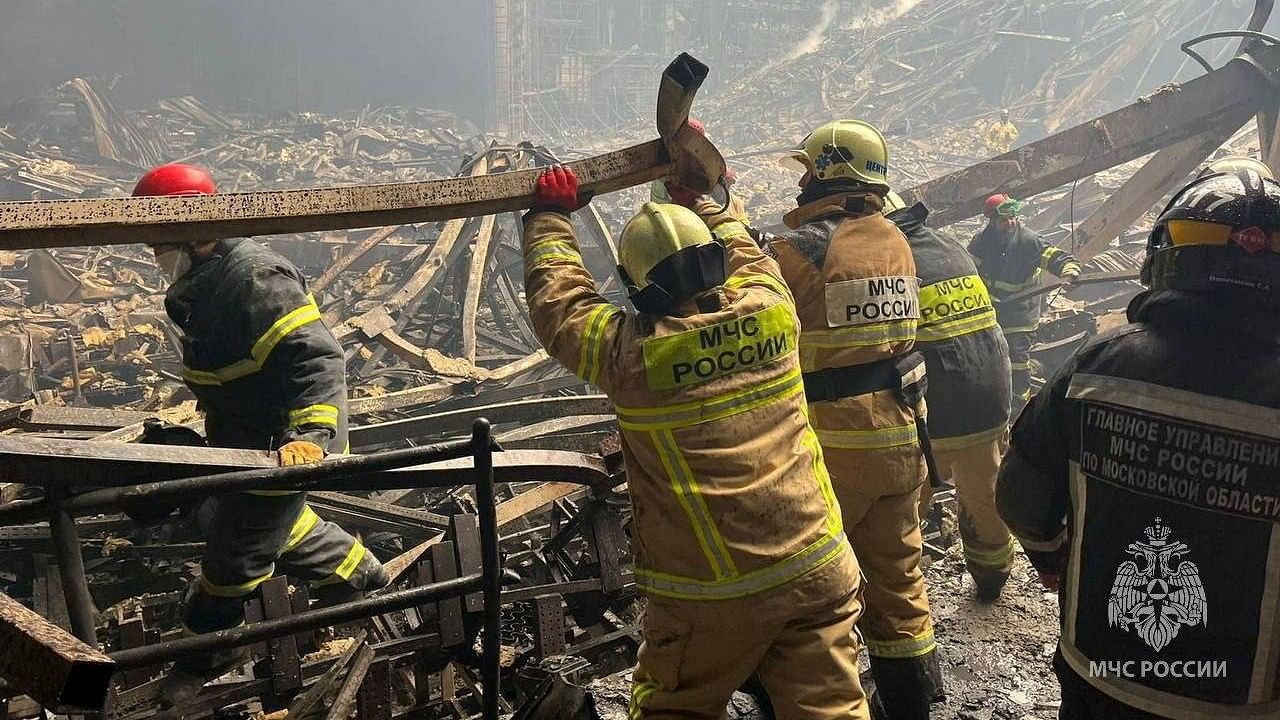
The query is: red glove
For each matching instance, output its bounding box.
[664,181,702,208]
[533,165,588,214]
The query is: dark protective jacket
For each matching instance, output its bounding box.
[165,239,348,453]
[891,203,1010,443]
[996,289,1280,719]
[969,223,1081,333]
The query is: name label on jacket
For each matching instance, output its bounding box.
[918,275,992,327]
[643,303,796,391]
[824,275,920,328]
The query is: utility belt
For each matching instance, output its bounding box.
[802,352,942,488]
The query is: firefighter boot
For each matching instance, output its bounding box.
[158,645,249,709]
[869,651,942,720]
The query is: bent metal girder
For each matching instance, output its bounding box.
[0,54,723,251]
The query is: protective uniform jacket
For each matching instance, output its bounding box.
[523,209,854,602]
[997,289,1280,719]
[165,238,347,453]
[891,203,1010,443]
[969,223,1081,333]
[769,193,925,497]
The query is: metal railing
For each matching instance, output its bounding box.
[0,419,501,719]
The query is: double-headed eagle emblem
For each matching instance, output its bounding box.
[1107,518,1207,652]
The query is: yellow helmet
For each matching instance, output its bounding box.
[882,191,907,214]
[618,202,726,314]
[1199,156,1275,181]
[779,119,890,187]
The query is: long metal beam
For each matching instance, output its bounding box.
[0,53,722,250]
[0,591,114,712]
[349,395,613,447]
[904,46,1280,226]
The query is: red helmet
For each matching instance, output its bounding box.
[984,194,1011,217]
[132,163,217,197]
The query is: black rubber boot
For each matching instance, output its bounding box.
[968,564,1011,603]
[158,645,249,709]
[869,651,940,720]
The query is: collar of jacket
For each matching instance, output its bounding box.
[1128,289,1280,346]
[887,202,930,234]
[784,190,882,230]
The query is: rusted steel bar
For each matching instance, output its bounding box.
[0,590,114,712]
[906,46,1280,226]
[349,395,613,446]
[47,493,96,644]
[473,419,501,720]
[109,574,483,669]
[0,406,157,433]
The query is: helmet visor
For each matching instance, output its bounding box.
[1168,219,1280,252]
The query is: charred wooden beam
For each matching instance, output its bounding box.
[0,591,114,712]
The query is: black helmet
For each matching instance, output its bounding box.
[1142,169,1280,303]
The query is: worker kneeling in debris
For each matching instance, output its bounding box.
[522,165,868,720]
[769,120,940,720]
[969,195,1081,415]
[996,166,1280,719]
[133,163,389,706]
[884,193,1015,601]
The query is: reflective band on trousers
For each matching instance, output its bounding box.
[616,367,806,431]
[864,628,937,659]
[816,423,918,450]
[964,538,1016,568]
[635,531,848,600]
[184,294,323,386]
[630,681,659,720]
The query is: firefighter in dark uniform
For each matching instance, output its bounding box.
[969,195,1081,414]
[884,193,1015,601]
[996,167,1280,718]
[133,164,388,706]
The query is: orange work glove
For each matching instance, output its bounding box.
[279,440,325,467]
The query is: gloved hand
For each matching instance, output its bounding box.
[1061,271,1081,287]
[279,440,325,467]
[532,165,589,214]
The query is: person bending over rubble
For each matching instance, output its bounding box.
[521,163,869,719]
[132,163,388,707]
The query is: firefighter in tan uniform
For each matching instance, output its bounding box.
[522,165,868,720]
[771,121,940,720]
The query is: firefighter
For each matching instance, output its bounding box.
[134,164,388,706]
[772,121,940,720]
[984,109,1019,155]
[996,169,1280,718]
[969,195,1081,415]
[522,165,868,720]
[884,193,1015,601]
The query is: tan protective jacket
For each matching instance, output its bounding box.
[771,195,926,497]
[523,208,854,601]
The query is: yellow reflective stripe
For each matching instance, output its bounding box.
[329,540,366,582]
[616,367,805,431]
[725,271,791,301]
[525,238,582,267]
[183,297,322,386]
[1017,528,1067,553]
[865,628,936,659]
[289,404,339,428]
[251,296,322,364]
[525,235,577,255]
[917,305,998,342]
[800,320,917,348]
[800,406,843,537]
[815,423,918,450]
[931,424,1006,451]
[630,682,659,720]
[964,538,1016,568]
[1040,246,1062,262]
[282,505,320,553]
[642,303,796,391]
[577,304,618,386]
[635,531,847,600]
[200,571,273,598]
[1010,362,1033,371]
[652,429,737,579]
[989,270,1041,293]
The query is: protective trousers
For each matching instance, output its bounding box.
[920,432,1014,593]
[1004,330,1035,415]
[629,554,869,720]
[183,492,382,641]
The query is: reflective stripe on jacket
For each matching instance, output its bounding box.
[969,223,1082,332]
[997,289,1280,718]
[165,238,348,453]
[767,195,926,498]
[522,209,852,601]
[891,202,1010,441]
